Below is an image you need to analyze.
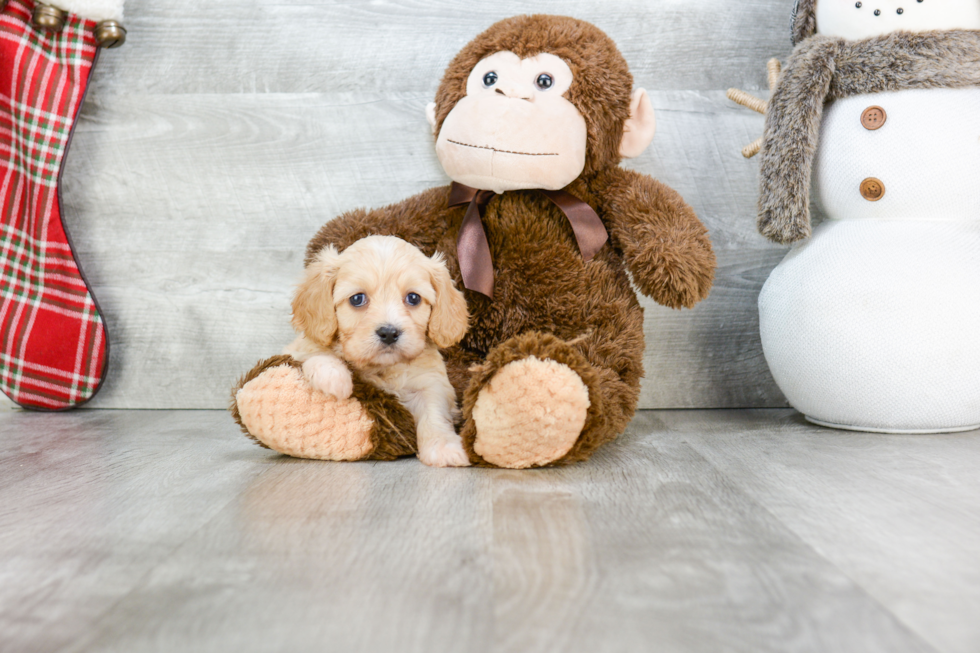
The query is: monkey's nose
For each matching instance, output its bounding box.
[376,325,401,346]
[495,87,532,101]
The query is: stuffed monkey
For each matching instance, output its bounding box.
[232,14,716,467]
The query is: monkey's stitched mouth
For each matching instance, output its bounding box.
[447,139,558,156]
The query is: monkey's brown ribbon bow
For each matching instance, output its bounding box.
[448,182,608,299]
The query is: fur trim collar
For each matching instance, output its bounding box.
[757,29,980,243]
[45,0,124,23]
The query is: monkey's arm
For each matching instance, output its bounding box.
[303,186,454,265]
[593,168,715,309]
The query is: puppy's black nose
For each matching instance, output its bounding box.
[376,325,401,345]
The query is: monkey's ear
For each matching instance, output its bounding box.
[619,88,657,158]
[292,246,342,349]
[426,253,469,349]
[425,102,438,135]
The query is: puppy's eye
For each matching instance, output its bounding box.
[483,71,498,87]
[535,73,553,90]
[349,293,367,307]
[405,292,421,306]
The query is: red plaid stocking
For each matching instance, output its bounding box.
[0,0,108,409]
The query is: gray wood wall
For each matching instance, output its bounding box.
[3,0,802,410]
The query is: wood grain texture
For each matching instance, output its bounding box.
[86,0,793,97]
[666,410,980,653]
[4,408,973,652]
[48,0,801,409]
[487,420,939,653]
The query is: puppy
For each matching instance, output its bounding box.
[283,235,471,467]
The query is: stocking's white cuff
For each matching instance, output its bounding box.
[46,0,124,23]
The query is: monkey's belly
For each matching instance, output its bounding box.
[461,244,639,354]
[759,219,980,433]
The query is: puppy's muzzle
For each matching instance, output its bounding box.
[376,325,401,346]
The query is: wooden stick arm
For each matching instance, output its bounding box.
[742,136,763,159]
[767,58,782,91]
[726,88,767,115]
[728,58,782,159]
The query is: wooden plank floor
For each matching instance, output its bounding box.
[1,409,978,653]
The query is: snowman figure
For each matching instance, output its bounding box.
[748,0,980,432]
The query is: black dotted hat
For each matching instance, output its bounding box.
[792,0,817,44]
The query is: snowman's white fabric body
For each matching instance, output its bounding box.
[758,1,980,432]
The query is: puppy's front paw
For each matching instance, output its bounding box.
[419,438,471,468]
[302,355,354,399]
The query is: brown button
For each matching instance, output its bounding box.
[861,106,887,130]
[860,177,886,201]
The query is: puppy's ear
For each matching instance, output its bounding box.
[426,253,469,349]
[292,246,342,348]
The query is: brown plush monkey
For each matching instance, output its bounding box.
[231,15,716,468]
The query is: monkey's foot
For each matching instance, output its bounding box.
[472,356,590,469]
[235,364,374,460]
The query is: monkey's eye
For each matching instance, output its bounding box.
[349,293,367,307]
[405,292,421,306]
[482,71,498,87]
[535,73,554,90]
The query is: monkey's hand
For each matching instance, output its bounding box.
[595,168,716,309]
[628,228,716,309]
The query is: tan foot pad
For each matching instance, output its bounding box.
[473,356,590,468]
[236,365,374,460]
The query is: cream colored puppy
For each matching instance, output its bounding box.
[283,236,471,467]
